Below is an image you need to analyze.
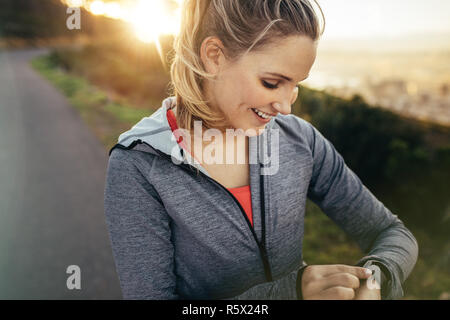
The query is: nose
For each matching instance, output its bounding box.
[272,86,298,115]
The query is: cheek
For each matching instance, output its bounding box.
[236,79,268,108]
[219,73,268,115]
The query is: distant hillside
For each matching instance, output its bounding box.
[320,32,450,53]
[296,86,450,233]
[0,0,127,40]
[0,0,71,38]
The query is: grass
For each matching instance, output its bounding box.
[31,52,449,300]
[31,54,152,151]
[104,102,150,124]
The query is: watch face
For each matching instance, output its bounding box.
[366,265,382,290]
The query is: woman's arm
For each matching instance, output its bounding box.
[304,120,419,300]
[104,149,179,299]
[222,261,308,300]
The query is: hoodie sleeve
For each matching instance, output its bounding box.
[222,261,308,300]
[104,148,179,300]
[304,120,419,300]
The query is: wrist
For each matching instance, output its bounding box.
[361,260,388,295]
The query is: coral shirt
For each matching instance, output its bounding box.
[227,185,253,227]
[166,108,253,227]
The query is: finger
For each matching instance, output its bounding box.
[304,272,360,296]
[308,286,355,300]
[315,264,373,279]
[319,272,361,291]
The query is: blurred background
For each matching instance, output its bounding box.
[0,0,448,299]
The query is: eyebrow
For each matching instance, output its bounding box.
[264,72,309,83]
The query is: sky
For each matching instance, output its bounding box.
[318,0,450,40]
[64,0,450,46]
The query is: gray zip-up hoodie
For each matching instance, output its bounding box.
[104,96,418,300]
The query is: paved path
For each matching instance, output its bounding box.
[0,48,122,299]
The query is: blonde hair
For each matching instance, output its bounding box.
[169,0,325,132]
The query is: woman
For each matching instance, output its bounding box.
[104,0,418,300]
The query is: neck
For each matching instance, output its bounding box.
[173,106,249,165]
[188,127,249,166]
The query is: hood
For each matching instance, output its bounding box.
[108,96,277,176]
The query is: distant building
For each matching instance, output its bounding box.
[419,92,431,104]
[440,83,449,97]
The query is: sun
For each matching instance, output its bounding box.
[127,0,181,43]
[62,0,182,43]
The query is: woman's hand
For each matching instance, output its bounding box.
[301,264,374,300]
[353,278,382,300]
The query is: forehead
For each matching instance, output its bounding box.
[240,35,317,81]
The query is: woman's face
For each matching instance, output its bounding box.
[201,35,317,135]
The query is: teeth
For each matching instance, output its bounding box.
[252,108,271,119]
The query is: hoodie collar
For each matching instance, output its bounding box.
[117,96,180,159]
[111,96,277,176]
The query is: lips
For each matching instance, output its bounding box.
[251,108,274,124]
[251,108,276,119]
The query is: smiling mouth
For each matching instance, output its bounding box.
[251,108,276,119]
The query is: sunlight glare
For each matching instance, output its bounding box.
[89,0,106,16]
[63,0,84,7]
[128,0,176,43]
[64,0,182,44]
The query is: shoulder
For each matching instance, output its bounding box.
[108,146,159,180]
[106,147,163,202]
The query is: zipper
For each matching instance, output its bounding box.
[259,167,272,281]
[203,171,273,282]
[126,140,274,282]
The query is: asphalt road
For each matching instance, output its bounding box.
[0,48,122,299]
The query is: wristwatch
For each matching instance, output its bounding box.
[361,260,389,297]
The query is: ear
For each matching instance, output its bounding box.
[200,36,226,75]
[290,86,299,105]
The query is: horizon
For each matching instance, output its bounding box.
[320,0,450,40]
[318,32,450,53]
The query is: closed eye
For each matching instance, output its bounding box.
[262,80,279,90]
